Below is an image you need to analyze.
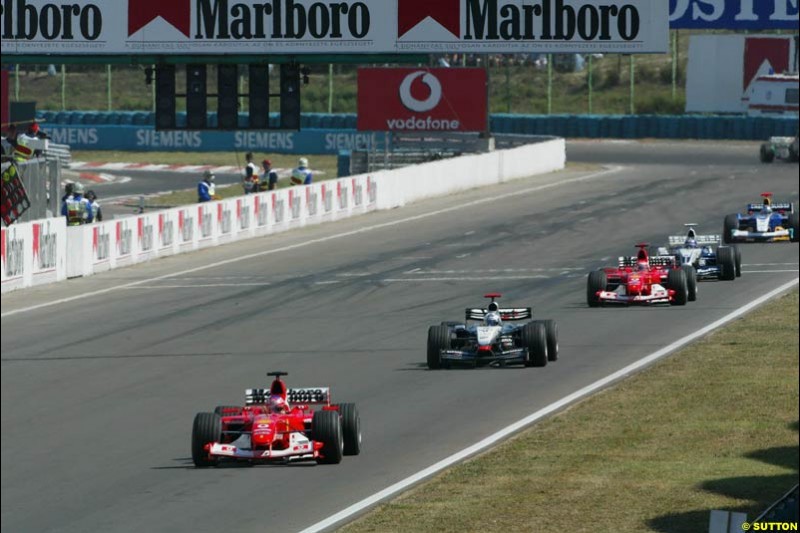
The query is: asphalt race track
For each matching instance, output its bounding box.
[2,141,798,533]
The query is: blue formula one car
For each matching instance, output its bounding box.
[657,224,741,281]
[426,294,558,370]
[723,193,798,244]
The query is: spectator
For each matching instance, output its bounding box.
[260,159,279,191]
[198,170,216,202]
[61,182,74,203]
[61,182,93,225]
[242,152,258,194]
[290,157,312,186]
[85,190,103,222]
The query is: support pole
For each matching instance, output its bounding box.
[505,60,511,113]
[107,65,112,111]
[61,64,66,111]
[14,64,20,101]
[588,54,594,114]
[671,31,677,100]
[547,54,553,114]
[629,55,635,115]
[328,64,333,114]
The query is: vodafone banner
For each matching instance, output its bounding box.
[358,68,487,132]
[1,0,668,55]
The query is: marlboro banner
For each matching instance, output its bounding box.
[1,0,669,55]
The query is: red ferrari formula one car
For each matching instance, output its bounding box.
[586,243,696,307]
[191,371,361,467]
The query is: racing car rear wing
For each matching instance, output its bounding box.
[667,234,720,246]
[619,256,677,267]
[747,202,794,213]
[246,387,331,406]
[465,308,532,321]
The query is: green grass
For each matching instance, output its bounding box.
[16,49,690,116]
[341,290,799,533]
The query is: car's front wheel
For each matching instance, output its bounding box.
[338,403,361,456]
[427,325,451,370]
[192,412,222,468]
[520,322,548,367]
[313,410,343,465]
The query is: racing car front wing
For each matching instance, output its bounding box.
[207,440,322,462]
[731,229,791,242]
[695,266,723,280]
[596,287,672,305]
[440,348,528,365]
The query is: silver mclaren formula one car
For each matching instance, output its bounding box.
[426,294,558,369]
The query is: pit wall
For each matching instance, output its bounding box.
[1,138,566,293]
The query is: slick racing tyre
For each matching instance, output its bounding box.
[313,410,343,465]
[734,245,742,277]
[759,144,775,163]
[520,322,548,367]
[681,265,698,302]
[337,403,362,456]
[192,412,222,468]
[789,212,799,243]
[717,246,736,281]
[427,325,451,370]
[539,319,559,362]
[586,270,607,308]
[723,214,739,244]
[667,269,688,306]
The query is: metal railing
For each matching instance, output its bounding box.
[44,142,72,168]
[350,132,556,174]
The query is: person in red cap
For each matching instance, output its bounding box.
[13,121,48,161]
[261,159,279,191]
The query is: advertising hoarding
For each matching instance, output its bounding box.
[669,0,799,30]
[1,0,669,55]
[358,68,487,132]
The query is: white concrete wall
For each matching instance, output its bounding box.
[2,139,565,293]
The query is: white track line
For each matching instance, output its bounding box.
[298,277,799,533]
[2,167,620,318]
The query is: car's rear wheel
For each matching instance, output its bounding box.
[667,269,688,306]
[789,212,799,243]
[538,319,559,362]
[723,214,739,244]
[192,412,222,468]
[733,245,742,277]
[338,403,361,456]
[681,265,698,302]
[586,270,607,308]
[313,410,343,464]
[520,322,548,367]
[760,144,775,163]
[717,246,736,281]
[427,325,451,370]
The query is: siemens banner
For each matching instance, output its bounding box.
[42,125,382,154]
[670,0,799,30]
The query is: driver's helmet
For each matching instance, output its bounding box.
[268,395,289,413]
[636,261,649,271]
[684,238,698,248]
[484,311,501,326]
